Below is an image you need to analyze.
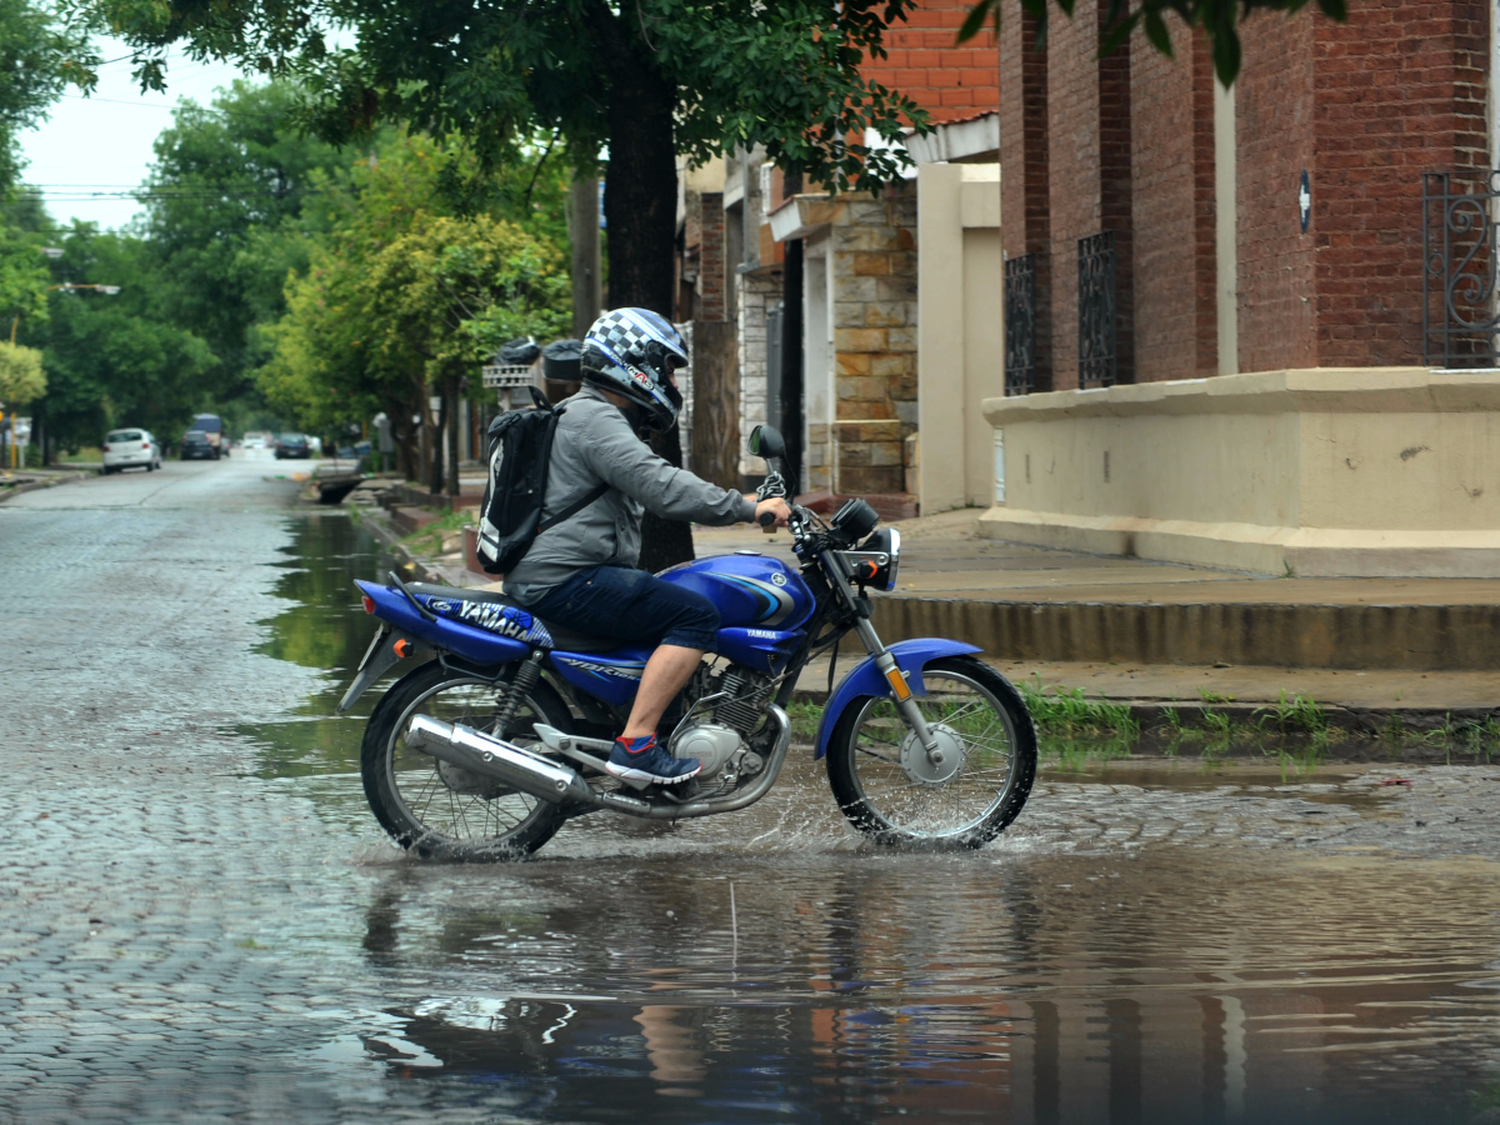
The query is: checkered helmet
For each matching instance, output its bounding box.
[581,308,688,433]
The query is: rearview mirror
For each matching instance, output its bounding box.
[749,424,786,461]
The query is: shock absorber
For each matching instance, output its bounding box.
[493,650,545,734]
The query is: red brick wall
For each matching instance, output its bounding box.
[1046,0,1106,390]
[1131,25,1218,379]
[1310,0,1488,367]
[1097,5,1134,383]
[1235,10,1318,372]
[860,0,999,123]
[1000,5,1052,388]
[699,192,725,322]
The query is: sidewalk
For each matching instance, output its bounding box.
[0,466,97,502]
[357,499,1500,722]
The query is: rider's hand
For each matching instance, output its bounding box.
[753,497,792,528]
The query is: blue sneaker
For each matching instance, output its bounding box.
[606,733,701,785]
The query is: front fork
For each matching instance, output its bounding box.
[850,616,947,766]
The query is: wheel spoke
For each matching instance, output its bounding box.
[373,673,564,857]
[830,667,1033,844]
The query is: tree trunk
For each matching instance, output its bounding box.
[570,174,602,339]
[690,319,740,490]
[598,12,695,573]
[430,385,446,496]
[445,375,460,499]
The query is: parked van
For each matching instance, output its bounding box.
[192,414,228,458]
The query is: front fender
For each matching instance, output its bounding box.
[813,638,982,759]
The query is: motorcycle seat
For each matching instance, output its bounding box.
[408,582,619,653]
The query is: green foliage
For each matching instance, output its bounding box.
[1019,679,1140,739]
[257,130,570,449]
[0,220,50,331]
[20,224,216,450]
[958,0,1349,86]
[0,340,44,403]
[1253,690,1327,734]
[82,0,928,191]
[0,0,96,191]
[137,80,347,399]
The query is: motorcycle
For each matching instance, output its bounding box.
[339,423,1037,859]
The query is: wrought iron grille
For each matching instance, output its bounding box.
[1423,171,1500,367]
[1004,253,1037,395]
[1078,231,1117,387]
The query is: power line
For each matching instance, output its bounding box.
[58,93,289,121]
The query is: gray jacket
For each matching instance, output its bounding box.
[502,385,756,600]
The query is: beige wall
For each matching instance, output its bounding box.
[917,162,1003,513]
[980,368,1500,577]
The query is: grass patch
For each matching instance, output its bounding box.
[400,509,473,556]
[1019,678,1140,739]
[1253,690,1326,734]
[55,446,102,463]
[787,700,822,744]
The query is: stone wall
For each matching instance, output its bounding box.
[736,267,782,484]
[831,184,919,496]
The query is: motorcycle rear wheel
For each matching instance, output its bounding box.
[361,659,574,860]
[825,656,1037,849]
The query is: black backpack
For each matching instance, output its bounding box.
[475,387,608,575]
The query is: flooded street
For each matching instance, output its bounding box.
[4,459,1500,1123]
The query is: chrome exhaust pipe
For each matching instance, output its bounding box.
[405,714,595,806]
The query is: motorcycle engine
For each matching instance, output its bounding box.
[669,723,744,777]
[670,661,777,778]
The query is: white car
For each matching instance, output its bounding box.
[102,428,162,474]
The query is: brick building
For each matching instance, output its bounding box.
[680,0,1000,502]
[986,1,1500,578]
[1002,0,1490,390]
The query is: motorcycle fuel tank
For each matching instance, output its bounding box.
[658,552,814,631]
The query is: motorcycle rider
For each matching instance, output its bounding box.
[501,307,791,785]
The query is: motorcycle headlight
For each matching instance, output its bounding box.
[846,527,901,592]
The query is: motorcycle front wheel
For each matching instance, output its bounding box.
[361,659,574,860]
[825,656,1037,849]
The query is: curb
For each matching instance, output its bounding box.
[869,595,1500,673]
[0,469,96,503]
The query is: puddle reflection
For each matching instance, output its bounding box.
[345,853,1500,1123]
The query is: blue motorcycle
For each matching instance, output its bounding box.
[340,424,1036,859]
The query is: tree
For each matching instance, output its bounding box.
[0,0,96,192]
[0,341,44,404]
[18,223,216,454]
[88,0,925,304]
[257,131,571,483]
[80,0,933,563]
[137,80,346,400]
[959,0,1349,84]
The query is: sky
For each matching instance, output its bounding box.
[18,36,252,231]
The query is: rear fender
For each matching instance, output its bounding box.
[337,625,430,713]
[813,638,982,760]
[354,579,531,667]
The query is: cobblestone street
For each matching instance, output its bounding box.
[4,460,1500,1123]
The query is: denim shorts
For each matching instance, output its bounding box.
[525,565,721,651]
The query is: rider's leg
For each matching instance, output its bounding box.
[622,644,706,740]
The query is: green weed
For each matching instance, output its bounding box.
[401,509,474,556]
[786,700,822,744]
[1019,679,1140,738]
[1253,690,1327,734]
[1198,688,1236,705]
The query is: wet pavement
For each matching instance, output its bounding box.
[5,457,1500,1122]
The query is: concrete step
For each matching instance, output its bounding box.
[870,595,1500,672]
